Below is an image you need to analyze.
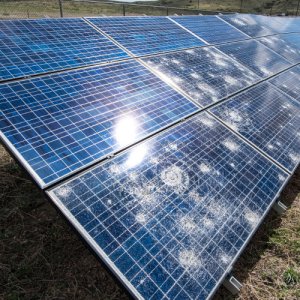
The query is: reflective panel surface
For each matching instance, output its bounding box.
[0,18,129,80]
[211,82,300,172]
[282,33,300,49]
[258,35,300,64]
[172,15,248,44]
[143,47,259,107]
[0,61,198,187]
[220,14,275,37]
[49,112,288,300]
[217,40,291,78]
[87,17,205,56]
[270,66,300,102]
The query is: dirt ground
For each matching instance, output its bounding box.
[0,144,299,300]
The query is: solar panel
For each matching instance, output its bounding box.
[258,35,300,64]
[281,33,300,49]
[216,40,291,78]
[210,82,300,173]
[220,14,275,37]
[48,112,288,300]
[255,15,300,34]
[0,18,129,81]
[142,47,259,107]
[270,66,300,102]
[171,15,248,44]
[0,60,198,187]
[86,17,205,56]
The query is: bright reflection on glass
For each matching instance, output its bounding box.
[114,115,138,147]
[125,144,148,169]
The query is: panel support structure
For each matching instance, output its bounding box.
[273,200,287,215]
[223,275,243,295]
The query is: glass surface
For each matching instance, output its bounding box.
[0,61,197,186]
[217,40,291,78]
[270,66,300,102]
[211,82,300,172]
[172,15,248,44]
[50,112,287,300]
[282,33,300,49]
[258,35,300,64]
[0,18,129,80]
[87,17,205,56]
[143,47,259,107]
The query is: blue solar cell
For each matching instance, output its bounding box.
[0,18,129,80]
[257,15,300,34]
[220,14,275,37]
[216,40,291,78]
[86,17,205,56]
[281,33,300,49]
[210,82,300,172]
[270,66,300,102]
[142,47,259,107]
[171,15,248,44]
[0,61,198,187]
[258,35,300,64]
[48,112,288,300]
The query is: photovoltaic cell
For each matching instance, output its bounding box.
[270,66,300,102]
[86,17,205,56]
[48,112,288,300]
[281,33,300,49]
[256,16,300,34]
[171,15,248,44]
[258,35,300,64]
[142,47,259,107]
[220,14,275,37]
[0,61,198,187]
[217,40,291,78]
[210,82,300,172]
[0,18,129,81]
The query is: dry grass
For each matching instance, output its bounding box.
[0,144,299,300]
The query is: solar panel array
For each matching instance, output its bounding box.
[0,13,300,300]
[87,17,205,56]
[171,15,248,44]
[0,18,129,81]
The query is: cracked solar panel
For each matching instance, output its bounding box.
[0,18,129,81]
[48,112,288,300]
[0,60,198,187]
[171,15,248,44]
[257,34,300,64]
[220,14,275,37]
[142,47,259,107]
[217,40,291,78]
[86,17,205,56]
[270,65,300,102]
[210,82,300,173]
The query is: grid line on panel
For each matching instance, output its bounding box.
[0,60,198,187]
[166,17,208,44]
[86,17,205,57]
[171,15,249,44]
[49,113,288,300]
[269,65,300,102]
[216,39,291,78]
[142,46,260,108]
[0,18,129,81]
[210,82,300,173]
